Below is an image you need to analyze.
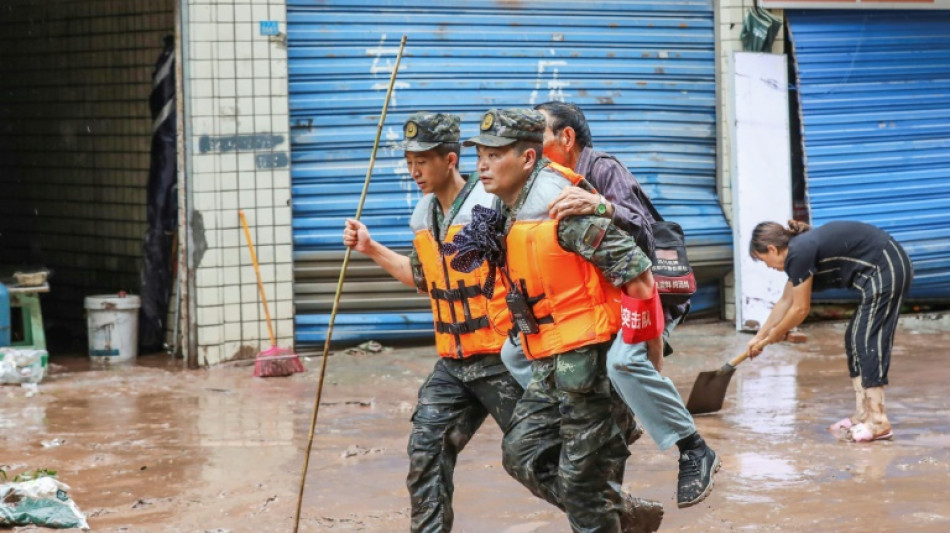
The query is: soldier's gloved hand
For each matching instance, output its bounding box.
[621,283,664,344]
[343,218,372,253]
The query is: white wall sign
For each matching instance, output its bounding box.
[729,52,793,332]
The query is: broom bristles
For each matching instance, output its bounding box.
[254,345,305,377]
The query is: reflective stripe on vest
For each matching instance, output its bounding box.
[414,224,510,359]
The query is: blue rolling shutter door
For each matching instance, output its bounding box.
[289,1,728,345]
[788,11,950,300]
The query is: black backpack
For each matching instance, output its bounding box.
[631,187,696,306]
[588,154,696,306]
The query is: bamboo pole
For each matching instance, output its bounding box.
[293,34,408,533]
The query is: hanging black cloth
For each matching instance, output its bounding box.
[140,35,177,351]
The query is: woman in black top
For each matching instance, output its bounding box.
[746,220,913,443]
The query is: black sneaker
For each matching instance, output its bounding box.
[619,494,664,533]
[677,444,721,508]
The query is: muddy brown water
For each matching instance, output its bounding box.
[2,317,949,532]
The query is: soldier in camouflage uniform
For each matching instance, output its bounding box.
[524,101,721,509]
[342,112,527,532]
[462,108,664,533]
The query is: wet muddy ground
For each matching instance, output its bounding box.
[3,315,950,532]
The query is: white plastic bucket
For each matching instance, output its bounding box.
[85,293,140,364]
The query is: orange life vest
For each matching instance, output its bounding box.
[411,182,510,359]
[502,163,621,360]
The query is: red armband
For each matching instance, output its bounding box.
[621,284,665,344]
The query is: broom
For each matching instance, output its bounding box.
[239,210,304,377]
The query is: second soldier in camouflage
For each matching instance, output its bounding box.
[463,108,665,533]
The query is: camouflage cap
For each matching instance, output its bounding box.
[398,112,460,152]
[463,108,545,147]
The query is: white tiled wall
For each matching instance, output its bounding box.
[186,0,293,366]
[716,2,785,320]
[0,0,175,338]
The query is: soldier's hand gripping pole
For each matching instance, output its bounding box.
[293,34,408,533]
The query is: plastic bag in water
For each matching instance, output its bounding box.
[0,348,48,384]
[0,477,89,529]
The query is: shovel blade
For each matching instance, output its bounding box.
[686,366,736,415]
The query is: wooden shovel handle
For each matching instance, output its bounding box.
[726,336,771,369]
[728,350,752,368]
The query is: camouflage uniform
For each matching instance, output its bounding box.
[465,109,658,533]
[398,112,527,533]
[407,355,524,532]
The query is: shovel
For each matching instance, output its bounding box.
[685,350,752,415]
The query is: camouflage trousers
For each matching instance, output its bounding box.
[406,354,524,533]
[502,342,631,533]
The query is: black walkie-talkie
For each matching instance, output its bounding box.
[506,280,540,335]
